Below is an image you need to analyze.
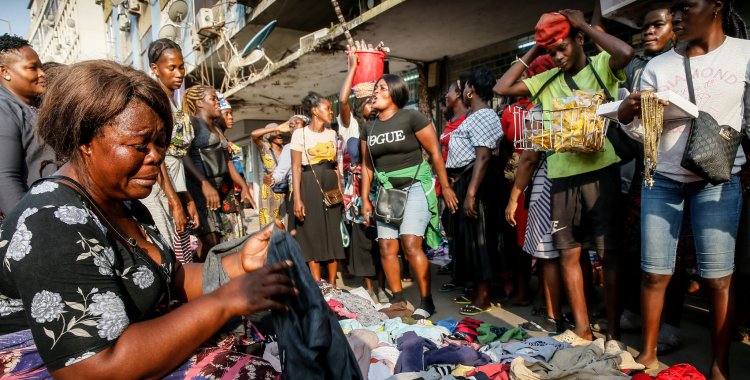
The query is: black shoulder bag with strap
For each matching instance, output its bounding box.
[679,51,742,185]
[196,117,231,181]
[563,57,640,162]
[366,122,422,226]
[302,129,343,207]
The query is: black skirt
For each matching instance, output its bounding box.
[449,163,503,282]
[294,164,345,262]
[347,223,381,277]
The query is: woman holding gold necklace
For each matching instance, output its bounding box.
[617,1,749,376]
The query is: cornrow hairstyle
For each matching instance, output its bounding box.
[722,0,748,39]
[37,60,172,164]
[0,34,30,64]
[148,38,182,65]
[182,85,212,116]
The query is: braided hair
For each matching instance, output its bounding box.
[148,38,181,65]
[182,85,212,116]
[0,34,30,64]
[722,0,748,39]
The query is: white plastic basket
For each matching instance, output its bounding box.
[512,96,611,153]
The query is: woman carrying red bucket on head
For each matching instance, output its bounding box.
[349,40,389,99]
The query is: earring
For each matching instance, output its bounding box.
[467,92,473,99]
[713,9,719,17]
[3,76,9,81]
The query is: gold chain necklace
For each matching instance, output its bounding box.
[642,91,664,188]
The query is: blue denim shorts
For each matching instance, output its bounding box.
[376,183,431,240]
[641,173,741,279]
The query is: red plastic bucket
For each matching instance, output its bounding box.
[352,50,386,86]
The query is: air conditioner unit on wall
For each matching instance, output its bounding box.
[126,0,142,15]
[196,8,215,34]
[118,13,131,32]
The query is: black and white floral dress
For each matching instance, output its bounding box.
[0,179,175,372]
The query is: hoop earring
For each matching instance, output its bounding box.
[467,92,473,99]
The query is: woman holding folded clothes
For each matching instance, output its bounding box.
[444,67,503,316]
[360,74,459,320]
[290,91,345,286]
[617,0,749,376]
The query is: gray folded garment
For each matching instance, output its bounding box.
[202,235,250,294]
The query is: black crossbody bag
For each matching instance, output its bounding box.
[367,122,422,226]
[679,51,742,185]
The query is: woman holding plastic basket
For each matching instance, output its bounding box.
[617,1,749,376]
[495,10,633,341]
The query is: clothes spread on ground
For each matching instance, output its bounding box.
[265,227,363,379]
[509,338,640,380]
[480,337,570,365]
[327,288,389,327]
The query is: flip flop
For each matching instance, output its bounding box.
[459,304,491,316]
[453,295,471,304]
[521,317,561,333]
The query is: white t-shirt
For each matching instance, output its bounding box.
[624,37,750,183]
[290,126,338,165]
[337,112,360,142]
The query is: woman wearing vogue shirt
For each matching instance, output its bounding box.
[617,0,749,376]
[361,74,458,319]
[291,92,345,285]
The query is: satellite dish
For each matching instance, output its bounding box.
[222,20,277,87]
[241,20,277,58]
[167,0,188,23]
[158,24,178,41]
[111,0,123,6]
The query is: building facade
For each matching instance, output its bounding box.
[27,0,112,64]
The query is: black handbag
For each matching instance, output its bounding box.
[199,142,230,180]
[197,117,231,180]
[367,123,422,226]
[679,52,742,185]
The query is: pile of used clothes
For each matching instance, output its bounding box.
[321,282,704,380]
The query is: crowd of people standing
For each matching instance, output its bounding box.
[0,0,749,378]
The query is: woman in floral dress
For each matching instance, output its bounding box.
[0,61,295,379]
[252,117,307,225]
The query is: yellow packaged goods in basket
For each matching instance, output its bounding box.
[515,90,610,153]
